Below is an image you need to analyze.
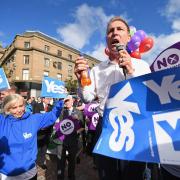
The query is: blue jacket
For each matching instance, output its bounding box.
[25,103,33,113]
[0,100,64,176]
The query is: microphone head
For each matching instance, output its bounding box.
[115,43,125,51]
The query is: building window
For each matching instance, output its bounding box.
[44,58,50,67]
[11,55,15,62]
[6,61,10,68]
[68,54,72,60]
[44,45,50,52]
[53,61,62,69]
[22,69,29,80]
[24,42,30,48]
[57,50,62,57]
[43,71,49,76]
[57,62,62,70]
[68,64,73,74]
[57,73,62,80]
[23,55,29,64]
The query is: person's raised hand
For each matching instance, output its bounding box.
[74,56,89,80]
[119,50,135,75]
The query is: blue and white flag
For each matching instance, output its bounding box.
[41,76,67,98]
[0,68,10,91]
[94,67,180,165]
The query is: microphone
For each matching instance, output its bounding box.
[115,43,127,78]
[115,43,125,52]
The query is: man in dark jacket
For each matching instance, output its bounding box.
[33,97,53,170]
[57,95,84,180]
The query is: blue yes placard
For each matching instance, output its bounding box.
[0,68,10,91]
[41,76,67,98]
[94,67,180,165]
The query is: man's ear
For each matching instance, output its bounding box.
[105,47,110,56]
[127,33,131,43]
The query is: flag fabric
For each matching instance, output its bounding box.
[150,41,180,72]
[93,67,180,165]
[0,68,10,91]
[41,76,67,98]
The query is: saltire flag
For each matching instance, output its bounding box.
[94,67,180,165]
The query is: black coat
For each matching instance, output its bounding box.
[33,102,52,114]
[60,107,82,146]
[33,102,53,142]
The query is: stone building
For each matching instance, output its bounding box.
[0,31,100,97]
[0,46,6,59]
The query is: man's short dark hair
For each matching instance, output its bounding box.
[9,83,18,93]
[106,16,130,34]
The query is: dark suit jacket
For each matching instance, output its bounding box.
[33,102,53,143]
[33,102,52,113]
[59,107,83,146]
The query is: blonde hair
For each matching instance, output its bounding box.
[2,94,25,114]
[106,16,130,34]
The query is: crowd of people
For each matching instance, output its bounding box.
[0,16,179,180]
[0,87,97,180]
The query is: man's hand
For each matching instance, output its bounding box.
[118,50,135,75]
[74,56,89,80]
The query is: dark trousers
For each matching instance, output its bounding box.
[29,174,37,180]
[94,116,160,180]
[81,129,86,151]
[161,166,180,180]
[57,144,78,180]
[86,130,96,155]
[93,116,119,180]
[37,134,50,165]
[38,143,48,165]
[119,161,160,180]
[94,154,119,180]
